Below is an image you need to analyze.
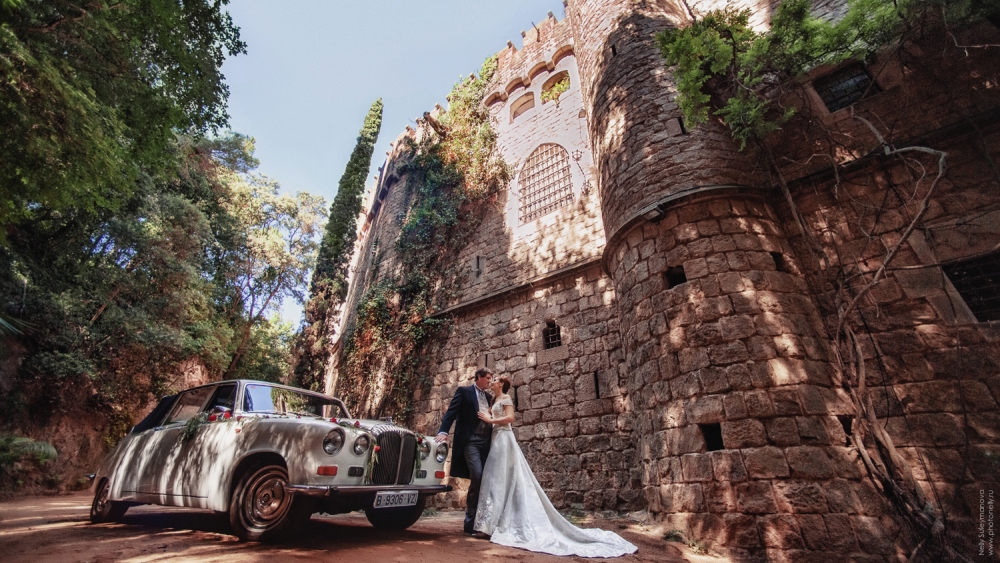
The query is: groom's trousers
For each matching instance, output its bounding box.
[463,433,490,534]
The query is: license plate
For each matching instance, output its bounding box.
[373,490,418,509]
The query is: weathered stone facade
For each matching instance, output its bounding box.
[326,1,1000,560]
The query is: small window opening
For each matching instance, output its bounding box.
[610,44,617,57]
[664,265,687,289]
[485,353,490,368]
[475,255,482,277]
[593,371,601,399]
[699,423,724,452]
[541,71,571,104]
[942,251,1000,322]
[678,117,688,135]
[510,92,535,122]
[771,252,791,274]
[837,415,854,446]
[543,321,562,349]
[813,63,880,113]
[513,386,519,411]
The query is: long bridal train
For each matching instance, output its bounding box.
[474,396,638,558]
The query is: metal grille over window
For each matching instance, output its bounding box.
[519,144,574,224]
[813,63,879,113]
[942,252,1000,322]
[543,321,562,349]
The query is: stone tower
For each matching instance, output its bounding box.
[566,0,882,559]
[331,1,1000,560]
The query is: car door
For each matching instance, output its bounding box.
[116,394,178,498]
[165,383,239,508]
[137,385,216,503]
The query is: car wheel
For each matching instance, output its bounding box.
[228,462,314,542]
[364,496,426,530]
[90,478,128,523]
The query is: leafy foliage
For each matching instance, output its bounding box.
[655,0,1000,149]
[0,0,246,243]
[540,76,570,104]
[0,134,320,449]
[340,57,509,418]
[0,434,57,493]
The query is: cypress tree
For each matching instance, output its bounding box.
[312,98,384,297]
[295,99,383,390]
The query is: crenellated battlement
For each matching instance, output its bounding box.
[485,5,575,105]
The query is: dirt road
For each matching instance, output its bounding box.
[0,492,709,562]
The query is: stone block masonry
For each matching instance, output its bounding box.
[326,1,1000,560]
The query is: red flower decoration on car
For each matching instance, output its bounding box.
[374,446,380,452]
[223,412,231,419]
[208,414,217,422]
[354,420,361,428]
[330,417,338,423]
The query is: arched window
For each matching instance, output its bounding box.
[518,144,573,224]
[510,92,535,122]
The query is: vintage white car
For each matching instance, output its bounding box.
[89,380,451,541]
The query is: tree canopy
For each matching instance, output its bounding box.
[0,0,246,243]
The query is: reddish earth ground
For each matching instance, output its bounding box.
[0,492,717,562]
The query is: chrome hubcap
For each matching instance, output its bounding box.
[242,467,290,529]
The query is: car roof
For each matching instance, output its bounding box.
[178,380,339,401]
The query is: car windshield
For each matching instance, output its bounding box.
[242,384,348,418]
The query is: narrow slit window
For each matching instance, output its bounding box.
[942,251,1000,322]
[813,63,880,113]
[543,321,562,349]
[771,252,791,274]
[837,415,854,447]
[513,386,519,411]
[664,265,687,289]
[593,371,601,399]
[699,423,724,452]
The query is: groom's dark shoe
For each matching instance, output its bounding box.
[471,532,491,539]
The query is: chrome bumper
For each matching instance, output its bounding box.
[286,484,452,497]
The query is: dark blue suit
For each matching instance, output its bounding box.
[438,384,491,534]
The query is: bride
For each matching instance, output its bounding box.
[473,376,637,557]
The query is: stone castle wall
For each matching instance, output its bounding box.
[329,1,1000,560]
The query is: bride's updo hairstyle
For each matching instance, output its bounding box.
[497,376,512,394]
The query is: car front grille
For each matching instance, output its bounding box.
[371,427,416,485]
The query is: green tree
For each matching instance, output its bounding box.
[0,133,322,450]
[295,99,383,390]
[0,0,246,243]
[218,174,327,379]
[311,99,384,300]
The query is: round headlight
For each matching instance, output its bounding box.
[418,440,430,460]
[353,434,371,456]
[323,429,345,455]
[435,442,448,463]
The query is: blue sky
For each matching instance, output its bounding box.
[221,0,566,324]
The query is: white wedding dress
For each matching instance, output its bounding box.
[474,396,637,558]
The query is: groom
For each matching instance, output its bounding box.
[436,367,493,535]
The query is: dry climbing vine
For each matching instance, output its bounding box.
[658,1,998,560]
